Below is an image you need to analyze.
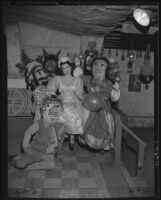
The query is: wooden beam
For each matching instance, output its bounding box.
[105,36,120,38]
[104,39,120,41]
[108,33,121,36]
[104,44,120,47]
[104,45,120,49]
[122,23,158,35]
[3,9,115,35]
[104,41,120,44]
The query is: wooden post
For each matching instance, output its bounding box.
[137,143,145,176]
[114,113,122,166]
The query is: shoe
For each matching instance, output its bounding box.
[69,135,75,151]
[70,135,75,144]
[69,143,74,151]
[78,136,85,144]
[104,145,111,151]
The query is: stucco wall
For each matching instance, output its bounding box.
[5,23,22,78]
[104,49,154,118]
[6,23,154,127]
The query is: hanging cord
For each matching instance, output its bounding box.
[17,23,22,48]
[132,40,133,51]
[144,43,151,60]
[131,40,133,55]
[148,43,151,60]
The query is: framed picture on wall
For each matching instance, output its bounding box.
[128,74,141,92]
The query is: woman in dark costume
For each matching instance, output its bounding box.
[81,57,120,151]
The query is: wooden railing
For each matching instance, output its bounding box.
[112,109,147,177]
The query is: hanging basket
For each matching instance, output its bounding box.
[139,74,153,84]
[140,59,154,84]
[139,44,154,85]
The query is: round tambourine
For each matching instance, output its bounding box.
[8,88,27,116]
[82,92,104,112]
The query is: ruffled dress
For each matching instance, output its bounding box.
[47,76,84,135]
[82,77,120,150]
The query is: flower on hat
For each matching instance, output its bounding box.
[74,57,81,67]
[58,57,72,68]
[73,67,83,77]
[108,58,115,63]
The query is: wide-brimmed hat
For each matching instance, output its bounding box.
[26,61,42,77]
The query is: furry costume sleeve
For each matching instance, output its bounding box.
[111,82,120,102]
[75,77,83,100]
[47,76,60,96]
[22,121,39,151]
[33,86,47,121]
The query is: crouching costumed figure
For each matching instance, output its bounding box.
[14,95,64,170]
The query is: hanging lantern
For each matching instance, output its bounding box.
[139,50,142,58]
[108,48,112,57]
[102,49,105,57]
[139,44,153,88]
[79,54,83,59]
[127,54,134,73]
[139,69,153,89]
[79,43,83,59]
[126,49,130,57]
[144,44,151,60]
[140,61,153,77]
[99,46,105,57]
[115,49,119,57]
[121,50,125,61]
[136,50,139,59]
[129,51,135,61]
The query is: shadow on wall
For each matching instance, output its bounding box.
[8,117,33,155]
[121,128,154,188]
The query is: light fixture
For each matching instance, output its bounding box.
[133,8,151,26]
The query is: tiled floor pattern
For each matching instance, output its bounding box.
[8,142,133,198]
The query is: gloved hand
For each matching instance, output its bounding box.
[46,143,55,154]
[113,82,120,91]
[46,90,56,97]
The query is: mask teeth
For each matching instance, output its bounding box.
[49,113,58,118]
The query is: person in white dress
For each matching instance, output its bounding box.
[47,57,84,149]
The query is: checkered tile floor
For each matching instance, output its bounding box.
[8,141,132,198]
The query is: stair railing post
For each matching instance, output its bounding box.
[137,142,145,176]
[114,112,122,166]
